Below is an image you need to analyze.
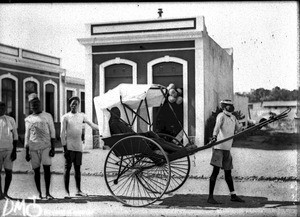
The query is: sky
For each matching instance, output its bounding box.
[0,2,298,93]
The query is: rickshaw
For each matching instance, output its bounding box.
[94,83,290,207]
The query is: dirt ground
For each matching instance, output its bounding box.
[1,129,299,216]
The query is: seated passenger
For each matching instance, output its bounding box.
[108,107,181,153]
[109,107,133,135]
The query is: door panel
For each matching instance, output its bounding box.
[152,62,183,137]
[1,78,16,119]
[104,63,134,127]
[104,64,132,92]
[45,84,54,119]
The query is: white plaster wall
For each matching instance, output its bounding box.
[194,38,205,146]
[83,46,93,150]
[203,35,234,128]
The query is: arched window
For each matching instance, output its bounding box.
[44,80,58,122]
[147,56,188,142]
[0,73,18,125]
[23,77,39,116]
[46,84,54,116]
[65,88,77,113]
[1,78,16,119]
[99,57,137,94]
[25,81,37,115]
[98,58,137,145]
[104,64,133,92]
[79,90,85,113]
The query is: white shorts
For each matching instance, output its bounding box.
[0,150,13,170]
[30,147,52,169]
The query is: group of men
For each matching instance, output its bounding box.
[0,93,245,204]
[0,94,98,200]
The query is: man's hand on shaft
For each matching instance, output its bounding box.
[211,135,217,143]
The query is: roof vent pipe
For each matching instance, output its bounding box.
[158,8,163,18]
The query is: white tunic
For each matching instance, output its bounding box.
[0,115,18,151]
[213,111,242,150]
[25,112,56,151]
[60,112,87,152]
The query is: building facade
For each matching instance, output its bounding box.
[0,43,65,140]
[0,43,86,142]
[78,16,234,149]
[296,67,300,133]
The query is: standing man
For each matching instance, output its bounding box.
[0,101,18,200]
[61,96,98,198]
[207,99,245,204]
[24,93,56,200]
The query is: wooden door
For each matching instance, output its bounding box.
[152,62,183,137]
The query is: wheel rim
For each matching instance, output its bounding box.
[157,133,191,194]
[104,135,171,207]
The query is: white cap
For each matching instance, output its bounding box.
[220,99,233,105]
[28,93,39,102]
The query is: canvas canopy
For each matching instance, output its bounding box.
[94,83,167,141]
[94,83,167,110]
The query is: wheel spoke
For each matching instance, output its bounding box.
[156,133,191,194]
[104,135,171,207]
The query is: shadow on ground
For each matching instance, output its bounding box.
[156,194,299,209]
[8,194,299,209]
[9,195,115,204]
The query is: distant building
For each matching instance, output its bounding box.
[249,101,297,120]
[0,43,65,140]
[248,100,297,132]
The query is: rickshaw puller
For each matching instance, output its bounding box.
[207,99,245,204]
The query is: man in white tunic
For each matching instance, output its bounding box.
[207,99,245,204]
[25,93,56,200]
[0,101,18,200]
[61,96,98,198]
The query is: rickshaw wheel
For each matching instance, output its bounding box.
[157,133,191,194]
[104,135,171,207]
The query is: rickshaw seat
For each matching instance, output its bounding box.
[102,131,181,154]
[102,132,136,148]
